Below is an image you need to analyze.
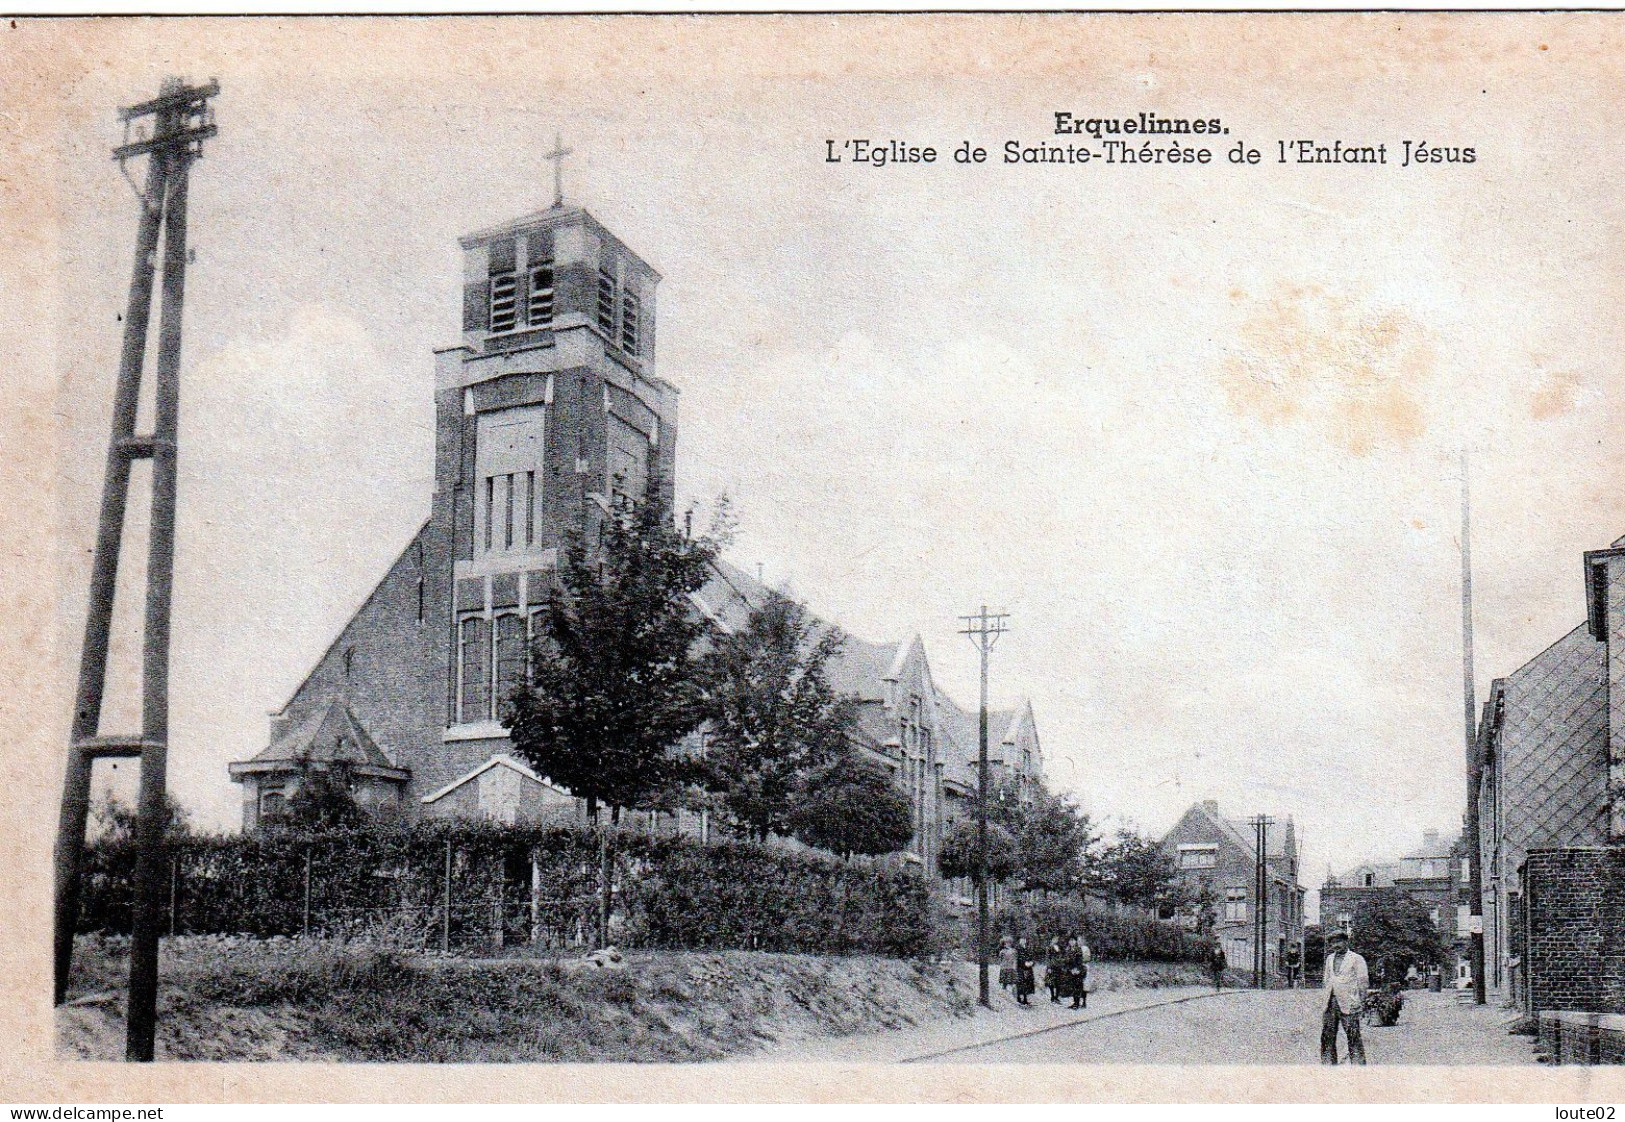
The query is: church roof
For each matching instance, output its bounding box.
[458,203,663,281]
[243,698,400,773]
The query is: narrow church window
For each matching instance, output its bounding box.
[597,265,617,337]
[489,271,519,334]
[528,261,555,327]
[621,291,640,355]
[525,471,535,546]
[494,614,526,717]
[504,474,515,550]
[484,477,495,551]
[458,616,490,723]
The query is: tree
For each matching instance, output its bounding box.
[1093,828,1182,911]
[1016,789,1099,894]
[786,755,914,860]
[505,484,725,948]
[937,779,1097,894]
[937,819,1020,884]
[280,762,368,830]
[90,793,190,845]
[505,484,724,821]
[1343,890,1450,984]
[703,591,856,841]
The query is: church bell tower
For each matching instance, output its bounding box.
[430,151,677,744]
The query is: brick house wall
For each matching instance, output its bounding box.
[1523,847,1625,1015]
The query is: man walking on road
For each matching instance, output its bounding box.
[1320,929,1369,1064]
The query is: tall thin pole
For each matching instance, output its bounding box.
[126,122,194,1064]
[51,77,218,1057]
[1248,814,1274,989]
[1461,450,1487,1005]
[978,636,990,1006]
[961,605,1008,1010]
[53,137,166,1007]
[1255,817,1264,988]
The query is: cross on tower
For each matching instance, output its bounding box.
[544,133,573,208]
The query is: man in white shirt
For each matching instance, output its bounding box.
[1320,929,1369,1064]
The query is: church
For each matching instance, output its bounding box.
[228,169,1045,872]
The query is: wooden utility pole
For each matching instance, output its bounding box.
[1251,814,1273,989]
[960,605,1008,1010]
[51,77,218,1062]
[1461,451,1488,1005]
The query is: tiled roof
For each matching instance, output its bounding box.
[1499,621,1609,868]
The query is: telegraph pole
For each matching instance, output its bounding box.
[1460,450,1488,1006]
[961,605,1009,1009]
[52,77,218,1062]
[1251,814,1273,989]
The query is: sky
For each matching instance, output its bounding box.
[20,15,1625,913]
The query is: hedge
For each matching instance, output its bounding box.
[974,896,1208,963]
[76,821,934,958]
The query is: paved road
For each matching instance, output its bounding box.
[916,989,1535,1065]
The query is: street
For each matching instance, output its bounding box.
[916,989,1534,1065]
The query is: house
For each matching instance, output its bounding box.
[1162,799,1306,978]
[1473,534,1625,1014]
[1321,829,1471,981]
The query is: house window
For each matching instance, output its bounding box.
[458,615,490,723]
[494,613,526,717]
[1362,872,1375,888]
[528,260,555,327]
[1225,887,1247,922]
[597,265,618,336]
[259,789,286,822]
[489,271,519,334]
[620,291,640,355]
[1180,845,1217,870]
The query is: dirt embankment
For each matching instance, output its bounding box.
[58,937,978,1062]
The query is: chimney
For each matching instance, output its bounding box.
[1423,829,1439,851]
[1200,799,1219,815]
[1584,544,1625,839]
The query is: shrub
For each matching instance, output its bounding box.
[970,896,1208,964]
[75,821,933,959]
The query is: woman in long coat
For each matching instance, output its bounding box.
[1014,937,1037,1005]
[997,935,1016,991]
[1045,936,1065,1003]
[1061,935,1089,1010]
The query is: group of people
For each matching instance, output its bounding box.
[997,933,1093,1010]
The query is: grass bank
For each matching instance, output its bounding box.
[58,935,977,1062]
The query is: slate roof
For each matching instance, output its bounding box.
[241,699,402,773]
[1497,621,1610,869]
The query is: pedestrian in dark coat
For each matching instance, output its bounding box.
[1209,939,1228,992]
[1062,935,1090,1010]
[1015,937,1037,1005]
[1045,936,1064,1003]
